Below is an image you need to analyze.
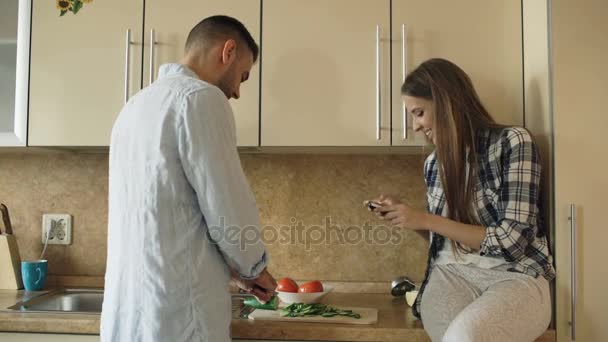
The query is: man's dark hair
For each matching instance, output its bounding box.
[185,15,259,63]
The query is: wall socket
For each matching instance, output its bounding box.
[41,214,72,245]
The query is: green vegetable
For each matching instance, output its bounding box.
[280,303,361,319]
[243,296,279,310]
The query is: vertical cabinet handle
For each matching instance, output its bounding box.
[376,25,381,141]
[149,29,156,84]
[401,24,408,140]
[569,204,577,341]
[124,29,132,104]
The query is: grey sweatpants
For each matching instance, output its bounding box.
[420,264,551,342]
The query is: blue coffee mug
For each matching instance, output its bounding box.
[21,260,48,291]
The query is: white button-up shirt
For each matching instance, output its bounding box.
[101,64,267,342]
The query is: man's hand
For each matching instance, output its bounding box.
[230,268,277,303]
[230,268,254,292]
[249,269,277,303]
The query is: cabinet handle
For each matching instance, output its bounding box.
[401,24,408,140]
[149,29,156,84]
[124,29,132,103]
[376,25,381,141]
[569,204,577,341]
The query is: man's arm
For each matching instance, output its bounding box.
[178,87,267,280]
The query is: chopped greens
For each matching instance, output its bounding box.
[280,303,361,319]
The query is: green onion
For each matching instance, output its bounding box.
[280,303,361,319]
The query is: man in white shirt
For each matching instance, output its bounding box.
[101,16,276,342]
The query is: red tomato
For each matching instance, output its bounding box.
[298,280,324,293]
[277,277,299,293]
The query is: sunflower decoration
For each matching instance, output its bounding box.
[57,0,93,16]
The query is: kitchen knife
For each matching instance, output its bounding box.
[0,204,14,235]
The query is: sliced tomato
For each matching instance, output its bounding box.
[277,277,299,293]
[298,280,324,293]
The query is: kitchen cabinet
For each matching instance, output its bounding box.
[525,0,608,341]
[261,0,391,146]
[391,0,523,146]
[143,0,261,147]
[550,0,608,341]
[0,0,30,146]
[28,0,525,147]
[28,0,143,146]
[261,0,523,146]
[28,0,260,147]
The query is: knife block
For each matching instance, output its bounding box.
[0,234,23,290]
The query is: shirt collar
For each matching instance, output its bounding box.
[157,63,199,80]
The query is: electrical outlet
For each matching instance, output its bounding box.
[41,214,72,245]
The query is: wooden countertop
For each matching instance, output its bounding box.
[232,292,430,341]
[0,290,426,340]
[0,290,555,341]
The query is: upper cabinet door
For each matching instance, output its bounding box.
[0,0,29,146]
[261,0,391,146]
[28,0,143,146]
[391,0,523,146]
[144,0,261,147]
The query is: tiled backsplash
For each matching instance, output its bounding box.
[0,151,429,283]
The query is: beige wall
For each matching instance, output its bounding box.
[0,151,428,283]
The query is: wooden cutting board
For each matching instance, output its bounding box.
[0,234,23,290]
[248,306,378,325]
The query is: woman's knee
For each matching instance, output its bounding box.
[441,317,484,342]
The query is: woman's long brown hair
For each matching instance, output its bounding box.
[402,58,505,253]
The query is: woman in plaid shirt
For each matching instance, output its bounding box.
[373,59,555,342]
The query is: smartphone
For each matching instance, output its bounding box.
[364,200,382,212]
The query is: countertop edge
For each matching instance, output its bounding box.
[0,314,556,342]
[231,320,429,341]
[0,316,429,341]
[0,313,100,335]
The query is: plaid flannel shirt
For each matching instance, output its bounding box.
[413,127,555,319]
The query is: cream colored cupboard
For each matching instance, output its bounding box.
[144,0,261,146]
[525,0,608,341]
[28,0,143,146]
[29,0,525,147]
[29,0,260,147]
[391,0,523,146]
[551,0,608,341]
[261,0,523,146]
[261,0,391,146]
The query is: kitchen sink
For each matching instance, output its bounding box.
[6,288,104,314]
[4,288,255,318]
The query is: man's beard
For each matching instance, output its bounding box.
[217,65,237,99]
